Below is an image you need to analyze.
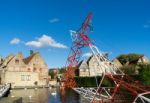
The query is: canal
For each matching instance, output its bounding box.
[9,88,89,103]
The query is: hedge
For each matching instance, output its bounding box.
[74,76,113,87]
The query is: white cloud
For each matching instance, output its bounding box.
[49,18,59,23]
[25,35,67,49]
[83,52,93,57]
[10,38,21,45]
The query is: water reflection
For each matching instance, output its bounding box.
[9,88,89,103]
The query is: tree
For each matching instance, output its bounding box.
[59,68,66,74]
[138,64,150,85]
[117,53,143,65]
[49,70,55,79]
[120,65,136,75]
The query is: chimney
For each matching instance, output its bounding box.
[30,50,34,55]
[18,52,22,55]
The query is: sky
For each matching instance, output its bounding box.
[0,0,150,68]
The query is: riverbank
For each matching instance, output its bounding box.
[0,97,22,103]
[12,85,49,89]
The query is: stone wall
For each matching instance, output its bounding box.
[88,56,103,76]
[79,61,89,77]
[4,71,47,88]
[0,52,49,88]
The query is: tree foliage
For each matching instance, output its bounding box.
[138,64,150,85]
[59,68,66,74]
[120,65,136,75]
[117,53,143,65]
[48,69,55,79]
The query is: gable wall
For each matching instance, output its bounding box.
[7,54,27,72]
[88,56,103,76]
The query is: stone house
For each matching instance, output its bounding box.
[112,58,123,68]
[78,55,118,77]
[137,55,149,64]
[78,54,150,77]
[78,60,89,77]
[125,55,150,65]
[0,52,50,88]
[87,55,103,76]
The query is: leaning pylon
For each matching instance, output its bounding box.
[63,13,150,103]
[62,13,93,88]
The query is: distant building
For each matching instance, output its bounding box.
[128,55,150,65]
[112,58,123,68]
[137,55,149,64]
[87,55,104,76]
[0,51,50,88]
[78,55,118,77]
[78,60,89,77]
[78,54,150,76]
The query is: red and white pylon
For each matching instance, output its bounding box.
[62,13,150,103]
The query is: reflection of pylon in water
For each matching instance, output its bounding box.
[60,87,66,103]
[62,13,150,103]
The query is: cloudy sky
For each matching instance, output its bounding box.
[0,0,150,68]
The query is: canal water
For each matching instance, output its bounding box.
[9,88,89,103]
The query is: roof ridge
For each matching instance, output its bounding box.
[23,53,38,64]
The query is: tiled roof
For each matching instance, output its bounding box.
[129,55,144,65]
[77,60,83,68]
[1,55,15,67]
[87,55,94,65]
[23,53,37,64]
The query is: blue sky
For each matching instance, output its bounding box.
[0,0,150,68]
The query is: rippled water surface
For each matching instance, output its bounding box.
[9,88,89,103]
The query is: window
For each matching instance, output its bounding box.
[21,75,25,81]
[15,59,19,64]
[21,75,31,81]
[26,75,31,81]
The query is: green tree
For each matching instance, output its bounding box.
[49,70,55,79]
[117,53,143,65]
[120,65,136,75]
[138,64,150,85]
[59,68,66,74]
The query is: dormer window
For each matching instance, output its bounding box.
[15,59,19,64]
[33,68,37,72]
